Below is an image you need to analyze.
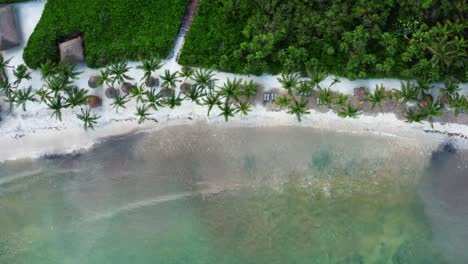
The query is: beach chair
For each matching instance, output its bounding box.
[271,93,277,102]
[263,93,270,103]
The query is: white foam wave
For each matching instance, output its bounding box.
[82,189,221,223]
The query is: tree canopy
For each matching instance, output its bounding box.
[180,0,467,81]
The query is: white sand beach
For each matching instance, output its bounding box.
[0,1,467,162]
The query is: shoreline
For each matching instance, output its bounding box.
[1,103,467,163]
[1,1,467,162]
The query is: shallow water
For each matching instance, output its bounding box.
[0,125,467,263]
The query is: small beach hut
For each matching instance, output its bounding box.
[180,82,191,92]
[88,95,102,108]
[0,5,21,51]
[121,82,134,94]
[105,87,118,98]
[354,87,369,101]
[59,36,85,64]
[88,76,100,88]
[161,87,172,98]
[145,76,159,87]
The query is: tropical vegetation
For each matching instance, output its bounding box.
[22,0,189,68]
[1,48,467,131]
[180,0,467,83]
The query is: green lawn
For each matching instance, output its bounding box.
[23,0,189,69]
[180,0,467,82]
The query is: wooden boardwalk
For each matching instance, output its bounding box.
[169,0,200,60]
[180,0,200,36]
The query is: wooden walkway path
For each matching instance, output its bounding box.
[169,0,201,61]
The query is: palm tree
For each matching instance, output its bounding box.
[66,86,89,108]
[235,101,252,116]
[97,68,112,87]
[306,66,327,89]
[15,86,36,111]
[35,86,52,103]
[57,62,83,81]
[3,88,16,113]
[191,68,215,89]
[277,72,300,96]
[40,60,57,80]
[288,98,310,122]
[144,88,164,110]
[164,91,183,109]
[183,85,204,105]
[241,80,257,99]
[427,43,451,72]
[275,95,290,109]
[365,84,387,112]
[338,103,361,118]
[393,81,419,105]
[419,99,444,128]
[109,61,133,86]
[404,108,425,124]
[317,88,334,108]
[329,76,341,88]
[130,83,146,103]
[135,105,150,124]
[46,95,68,121]
[178,65,194,81]
[136,56,163,82]
[333,92,349,107]
[13,64,31,85]
[111,93,130,113]
[76,107,100,130]
[219,77,242,102]
[440,80,461,96]
[296,80,313,97]
[0,54,12,81]
[160,70,180,89]
[46,75,73,96]
[448,93,467,118]
[203,93,221,116]
[218,102,236,122]
[1,80,13,95]
[415,79,432,93]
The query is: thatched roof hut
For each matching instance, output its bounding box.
[145,76,159,87]
[59,36,85,64]
[121,82,135,94]
[160,87,172,98]
[88,95,102,108]
[354,87,369,101]
[420,93,433,108]
[105,87,118,98]
[180,82,191,92]
[0,5,21,51]
[88,76,101,88]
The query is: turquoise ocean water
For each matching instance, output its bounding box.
[1,125,467,263]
